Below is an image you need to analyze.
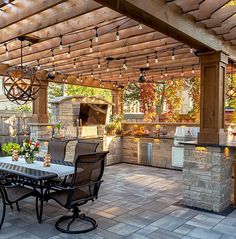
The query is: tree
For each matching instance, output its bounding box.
[48,83,64,99]
[123,83,140,102]
[65,85,112,101]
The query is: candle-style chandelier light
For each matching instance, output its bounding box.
[3,36,41,105]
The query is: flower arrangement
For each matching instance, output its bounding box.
[21,139,40,163]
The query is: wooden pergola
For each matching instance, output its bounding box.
[0,0,236,144]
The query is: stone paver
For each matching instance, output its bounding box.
[0,163,235,239]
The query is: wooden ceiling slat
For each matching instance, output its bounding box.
[0,0,102,44]
[0,0,66,30]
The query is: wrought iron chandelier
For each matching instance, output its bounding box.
[3,37,41,105]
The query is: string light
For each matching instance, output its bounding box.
[146,56,149,67]
[116,26,120,41]
[106,62,109,72]
[29,42,32,51]
[5,44,8,56]
[91,69,94,78]
[181,66,184,76]
[155,51,158,63]
[113,82,116,87]
[123,58,127,70]
[172,48,175,60]
[95,27,99,43]
[161,70,163,79]
[73,58,76,68]
[192,65,195,74]
[77,74,80,82]
[89,39,93,53]
[52,64,55,74]
[119,69,122,78]
[138,23,143,30]
[67,45,71,58]
[59,35,63,50]
[51,49,54,61]
[97,57,100,68]
[80,74,83,83]
[165,68,168,77]
[190,48,193,54]
[37,60,40,70]
[99,73,102,81]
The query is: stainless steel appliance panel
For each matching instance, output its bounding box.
[138,142,152,165]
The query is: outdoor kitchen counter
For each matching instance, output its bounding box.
[121,135,178,170]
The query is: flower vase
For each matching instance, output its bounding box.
[25,154,36,164]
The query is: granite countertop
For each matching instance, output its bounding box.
[180,140,236,149]
[122,134,174,139]
[38,135,104,142]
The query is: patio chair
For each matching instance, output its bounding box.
[46,151,109,234]
[73,141,99,163]
[0,179,35,229]
[47,139,70,162]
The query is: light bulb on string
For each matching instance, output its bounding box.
[73,59,76,69]
[192,65,195,74]
[97,57,100,68]
[91,69,94,78]
[146,56,149,67]
[190,48,193,54]
[172,48,175,60]
[113,82,116,87]
[95,27,99,43]
[37,60,40,70]
[138,23,143,30]
[155,51,158,63]
[59,35,63,50]
[181,66,184,76]
[67,45,71,58]
[123,58,127,69]
[52,64,55,75]
[119,69,122,78]
[165,68,168,77]
[106,62,109,72]
[51,49,54,61]
[116,26,120,41]
[99,73,102,82]
[29,42,32,51]
[5,44,8,56]
[161,70,163,79]
[77,74,80,82]
[89,39,93,53]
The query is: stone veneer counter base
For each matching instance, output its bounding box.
[183,144,232,213]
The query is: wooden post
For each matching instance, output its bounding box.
[198,51,228,144]
[32,80,49,123]
[111,89,123,115]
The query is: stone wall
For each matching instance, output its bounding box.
[183,145,232,213]
[122,136,175,169]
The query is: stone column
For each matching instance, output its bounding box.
[183,145,232,213]
[32,80,49,123]
[198,51,228,144]
[111,89,123,115]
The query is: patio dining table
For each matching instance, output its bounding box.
[0,156,79,223]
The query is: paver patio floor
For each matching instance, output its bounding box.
[1,163,236,239]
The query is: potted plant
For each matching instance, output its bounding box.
[105,114,123,135]
[2,142,21,157]
[54,121,63,138]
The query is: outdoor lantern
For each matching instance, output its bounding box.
[2,37,41,105]
[3,66,41,105]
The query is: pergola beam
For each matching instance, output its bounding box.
[94,0,236,61]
